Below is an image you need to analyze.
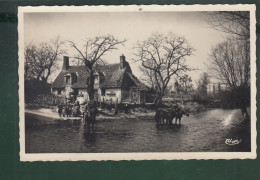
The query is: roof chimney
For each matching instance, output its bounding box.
[120,54,126,69]
[62,56,69,70]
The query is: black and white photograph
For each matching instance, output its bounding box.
[18,5,256,161]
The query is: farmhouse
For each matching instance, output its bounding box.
[51,55,153,104]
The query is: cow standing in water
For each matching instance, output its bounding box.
[155,106,178,126]
[175,107,189,125]
[155,105,189,126]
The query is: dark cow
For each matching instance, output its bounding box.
[175,107,189,125]
[155,106,178,126]
[83,101,97,129]
[62,104,72,117]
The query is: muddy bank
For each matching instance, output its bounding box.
[25,108,155,127]
[24,101,208,127]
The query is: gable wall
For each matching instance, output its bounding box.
[121,89,131,102]
[121,73,134,89]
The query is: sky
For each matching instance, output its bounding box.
[24,11,228,84]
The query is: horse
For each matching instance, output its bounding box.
[175,108,189,125]
[155,106,178,126]
[83,107,97,129]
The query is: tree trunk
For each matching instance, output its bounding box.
[43,68,51,83]
[241,106,249,120]
[86,69,95,102]
[234,86,250,120]
[154,92,163,107]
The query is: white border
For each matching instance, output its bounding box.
[18,5,257,161]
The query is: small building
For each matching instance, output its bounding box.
[51,55,152,104]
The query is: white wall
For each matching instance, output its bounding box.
[78,89,89,101]
[100,88,121,103]
[52,87,123,104]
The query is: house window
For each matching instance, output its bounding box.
[58,89,61,95]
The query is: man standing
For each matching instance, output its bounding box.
[57,103,63,117]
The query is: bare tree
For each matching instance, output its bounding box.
[25,37,65,83]
[207,11,251,120]
[133,33,194,105]
[209,39,250,91]
[209,38,250,119]
[207,11,250,40]
[68,35,126,101]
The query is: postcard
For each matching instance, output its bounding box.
[18,5,256,161]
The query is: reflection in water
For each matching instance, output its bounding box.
[25,108,250,153]
[156,124,182,133]
[83,126,97,145]
[222,110,236,126]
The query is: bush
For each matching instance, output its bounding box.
[26,94,66,109]
[185,102,206,113]
[25,80,51,102]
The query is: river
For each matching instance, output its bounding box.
[25,108,250,153]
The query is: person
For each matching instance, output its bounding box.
[88,100,97,121]
[124,103,129,113]
[70,92,74,103]
[57,103,63,117]
[72,101,80,117]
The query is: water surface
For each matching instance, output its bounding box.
[25,108,250,153]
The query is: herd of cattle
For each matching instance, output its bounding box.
[155,105,189,126]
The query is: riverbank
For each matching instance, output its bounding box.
[24,101,207,125]
[25,107,155,122]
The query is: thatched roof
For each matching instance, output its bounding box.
[52,61,148,91]
[99,64,125,89]
[52,66,89,89]
[127,73,149,91]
